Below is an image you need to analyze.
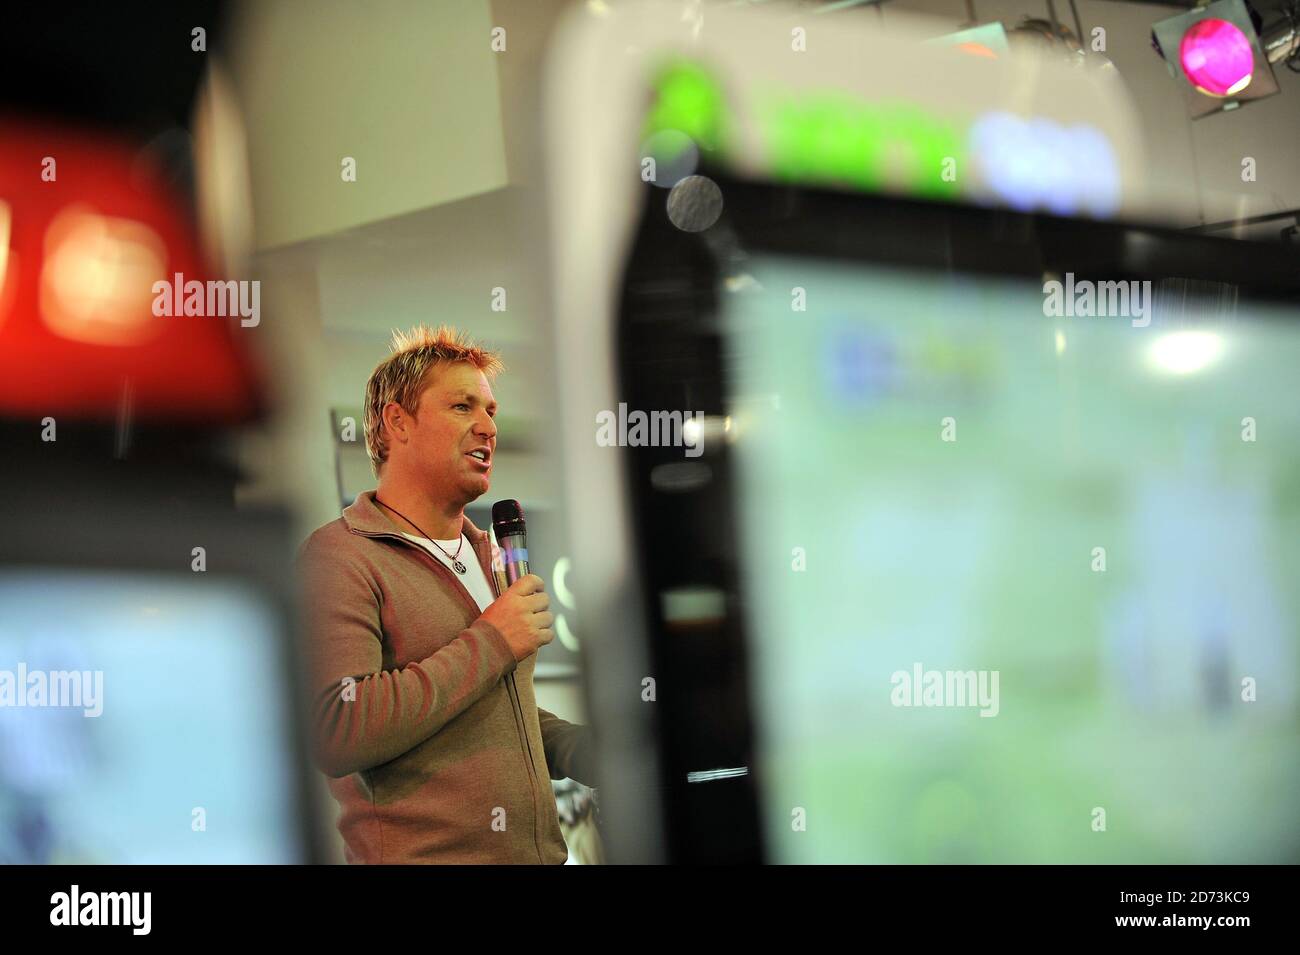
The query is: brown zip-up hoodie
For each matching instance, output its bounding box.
[297,490,595,864]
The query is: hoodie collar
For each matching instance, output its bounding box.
[344,490,499,605]
[343,489,490,546]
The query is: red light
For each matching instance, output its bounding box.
[0,120,263,424]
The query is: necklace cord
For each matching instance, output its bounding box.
[374,497,465,561]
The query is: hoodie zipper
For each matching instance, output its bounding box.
[356,525,548,863]
[484,542,549,864]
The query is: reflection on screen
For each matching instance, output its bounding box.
[0,571,301,863]
[726,257,1300,863]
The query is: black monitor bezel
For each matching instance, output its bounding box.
[613,170,1300,863]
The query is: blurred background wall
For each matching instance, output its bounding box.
[220,0,1300,520]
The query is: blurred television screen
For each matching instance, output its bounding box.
[0,570,306,863]
[725,256,1300,862]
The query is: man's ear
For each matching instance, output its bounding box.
[382,401,409,447]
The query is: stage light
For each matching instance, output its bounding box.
[1151,0,1279,117]
[1180,19,1254,96]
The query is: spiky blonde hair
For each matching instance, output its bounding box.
[363,325,503,476]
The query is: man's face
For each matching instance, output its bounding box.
[395,361,498,506]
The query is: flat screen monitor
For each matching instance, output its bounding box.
[724,255,1300,863]
[614,177,1300,863]
[0,569,308,863]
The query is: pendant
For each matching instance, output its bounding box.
[452,560,467,575]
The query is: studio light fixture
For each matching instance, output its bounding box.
[999,2,1120,75]
[1180,18,1256,95]
[1151,0,1283,117]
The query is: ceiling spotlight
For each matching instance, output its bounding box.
[1004,13,1118,75]
[1152,0,1280,117]
[1180,18,1255,96]
[1007,16,1085,57]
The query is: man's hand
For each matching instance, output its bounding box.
[480,574,553,662]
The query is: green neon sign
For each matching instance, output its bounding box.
[644,60,963,200]
[643,60,727,153]
[762,94,961,198]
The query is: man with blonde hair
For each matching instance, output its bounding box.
[298,325,595,864]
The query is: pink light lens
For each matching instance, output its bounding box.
[1179,19,1254,97]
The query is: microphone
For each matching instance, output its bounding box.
[491,499,529,587]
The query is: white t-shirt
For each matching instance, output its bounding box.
[403,533,497,612]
